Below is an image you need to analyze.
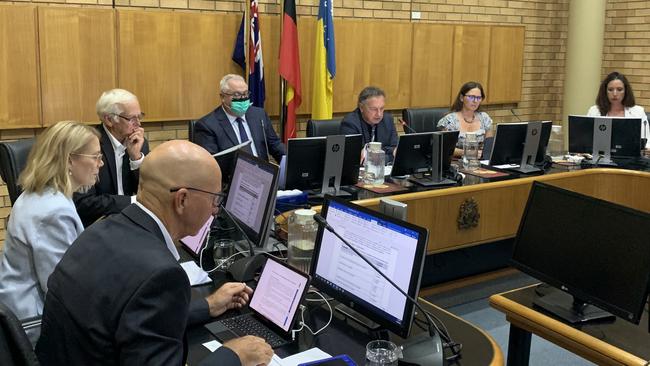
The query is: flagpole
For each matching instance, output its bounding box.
[244,0,250,83]
[278,0,286,140]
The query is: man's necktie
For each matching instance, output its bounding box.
[236,117,253,153]
[371,125,377,142]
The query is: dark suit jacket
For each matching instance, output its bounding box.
[194,105,285,162]
[73,126,150,227]
[35,204,240,366]
[340,108,398,163]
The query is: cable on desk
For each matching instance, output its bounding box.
[291,289,332,340]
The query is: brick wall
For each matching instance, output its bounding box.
[0,0,572,250]
[602,0,650,108]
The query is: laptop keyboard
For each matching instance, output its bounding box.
[221,314,288,348]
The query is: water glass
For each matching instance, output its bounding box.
[365,340,402,366]
[213,239,236,270]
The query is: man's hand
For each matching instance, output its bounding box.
[205,282,253,317]
[223,336,273,366]
[126,127,145,161]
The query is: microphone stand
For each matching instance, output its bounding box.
[260,118,271,161]
[399,118,418,134]
[313,214,455,366]
[510,108,522,122]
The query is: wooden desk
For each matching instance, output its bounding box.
[187,295,504,366]
[489,286,650,366]
[354,168,650,255]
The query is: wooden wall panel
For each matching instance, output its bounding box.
[451,25,491,104]
[118,10,240,121]
[488,26,524,104]
[411,24,455,108]
[39,7,116,126]
[333,20,412,113]
[0,5,40,129]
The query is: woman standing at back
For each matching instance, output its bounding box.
[587,71,649,149]
[0,121,103,343]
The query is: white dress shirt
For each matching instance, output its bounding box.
[134,201,180,261]
[223,111,259,157]
[102,125,145,195]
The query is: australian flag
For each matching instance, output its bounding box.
[231,1,266,108]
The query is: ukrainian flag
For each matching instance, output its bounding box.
[311,0,336,120]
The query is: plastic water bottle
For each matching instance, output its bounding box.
[364,142,385,186]
[463,132,480,170]
[287,209,318,274]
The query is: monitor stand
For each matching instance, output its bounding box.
[512,121,542,174]
[335,303,381,331]
[316,135,352,198]
[588,117,617,166]
[407,173,456,187]
[533,288,615,324]
[408,132,457,187]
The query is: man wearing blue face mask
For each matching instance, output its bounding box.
[194,74,286,162]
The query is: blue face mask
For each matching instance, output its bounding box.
[231,97,252,116]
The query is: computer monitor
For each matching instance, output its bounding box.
[511,181,650,324]
[285,135,363,191]
[224,151,279,247]
[391,130,458,186]
[310,196,429,338]
[489,121,552,172]
[568,115,641,162]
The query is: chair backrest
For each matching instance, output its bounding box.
[188,120,197,143]
[306,119,341,137]
[402,107,449,133]
[0,139,35,205]
[0,302,39,366]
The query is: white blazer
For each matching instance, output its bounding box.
[587,105,649,149]
[0,188,83,343]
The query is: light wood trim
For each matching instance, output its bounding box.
[489,292,647,366]
[39,7,117,126]
[0,5,40,128]
[410,24,455,108]
[117,10,240,121]
[487,26,524,104]
[352,169,650,254]
[420,297,504,366]
[419,267,520,298]
[451,25,491,104]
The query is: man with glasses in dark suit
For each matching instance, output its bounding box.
[73,88,149,228]
[194,74,285,162]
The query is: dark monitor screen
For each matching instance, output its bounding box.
[224,151,279,247]
[489,121,551,166]
[511,181,650,324]
[311,196,429,338]
[285,135,362,190]
[391,131,458,177]
[568,115,641,158]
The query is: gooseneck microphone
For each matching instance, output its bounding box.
[510,108,522,122]
[642,120,648,150]
[399,118,418,134]
[260,118,271,160]
[313,214,460,365]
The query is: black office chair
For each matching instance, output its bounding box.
[402,107,449,133]
[188,120,197,143]
[306,119,341,137]
[0,139,34,205]
[0,302,39,366]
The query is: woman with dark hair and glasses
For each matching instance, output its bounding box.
[0,121,103,344]
[587,71,649,149]
[437,81,493,157]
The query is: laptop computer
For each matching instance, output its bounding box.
[180,215,214,258]
[205,255,311,348]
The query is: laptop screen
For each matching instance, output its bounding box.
[180,215,214,256]
[249,257,310,332]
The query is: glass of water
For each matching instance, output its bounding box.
[212,238,236,270]
[366,340,402,366]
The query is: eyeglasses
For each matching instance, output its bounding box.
[464,95,483,102]
[114,113,145,124]
[71,152,103,162]
[222,91,250,99]
[169,187,226,207]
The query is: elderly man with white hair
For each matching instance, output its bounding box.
[194,74,285,162]
[73,88,149,228]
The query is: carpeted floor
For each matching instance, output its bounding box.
[424,270,595,365]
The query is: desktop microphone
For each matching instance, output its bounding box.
[642,120,648,150]
[260,118,271,161]
[399,118,418,134]
[510,108,522,122]
[313,214,458,366]
[218,204,266,282]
